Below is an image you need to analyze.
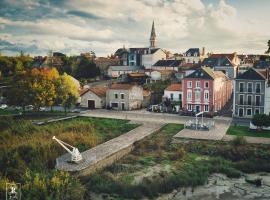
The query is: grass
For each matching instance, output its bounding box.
[227,125,270,138]
[0,109,20,115]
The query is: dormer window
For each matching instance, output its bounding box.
[188,53,191,57]
[194,53,197,57]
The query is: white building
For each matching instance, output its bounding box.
[183,47,206,64]
[141,48,166,69]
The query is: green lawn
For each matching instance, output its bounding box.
[227,125,270,138]
[0,109,20,115]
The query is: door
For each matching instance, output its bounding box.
[239,108,243,117]
[121,103,125,110]
[196,105,200,113]
[88,100,95,109]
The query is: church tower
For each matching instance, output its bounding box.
[150,21,156,48]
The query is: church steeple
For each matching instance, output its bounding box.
[150,20,156,48]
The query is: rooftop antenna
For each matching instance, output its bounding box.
[52,136,83,163]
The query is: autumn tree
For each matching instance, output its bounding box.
[56,73,79,113]
[29,68,60,110]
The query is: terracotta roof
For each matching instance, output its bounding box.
[165,83,182,91]
[80,86,108,97]
[143,90,151,96]
[89,87,108,97]
[110,83,135,90]
[209,53,236,62]
[79,88,89,96]
[128,73,146,77]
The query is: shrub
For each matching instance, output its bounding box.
[232,136,247,146]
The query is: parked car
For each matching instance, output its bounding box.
[0,104,7,109]
[40,107,46,111]
[25,105,34,111]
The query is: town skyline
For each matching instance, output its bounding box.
[0,0,270,56]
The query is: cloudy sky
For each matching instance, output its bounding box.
[0,0,269,56]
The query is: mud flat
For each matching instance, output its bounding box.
[157,173,270,200]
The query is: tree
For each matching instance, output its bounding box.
[7,72,32,110]
[252,114,270,131]
[74,57,100,79]
[56,73,79,114]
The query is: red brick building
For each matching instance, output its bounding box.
[182,67,232,115]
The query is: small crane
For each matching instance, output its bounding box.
[52,136,83,163]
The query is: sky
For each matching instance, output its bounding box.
[0,0,269,56]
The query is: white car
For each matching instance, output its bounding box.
[0,104,7,109]
[40,107,46,111]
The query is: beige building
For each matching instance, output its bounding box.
[106,84,144,110]
[79,86,108,109]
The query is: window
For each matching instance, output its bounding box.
[187,81,192,88]
[121,93,125,99]
[247,82,253,93]
[204,105,209,112]
[115,93,118,99]
[187,90,192,100]
[187,104,192,111]
[246,108,252,116]
[195,91,200,101]
[255,95,261,106]
[255,108,260,115]
[111,103,118,108]
[204,91,209,101]
[256,82,261,93]
[204,82,209,88]
[170,93,174,100]
[196,81,200,88]
[247,95,252,105]
[239,82,244,92]
[239,94,244,105]
[179,94,182,101]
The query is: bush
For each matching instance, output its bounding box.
[232,136,247,146]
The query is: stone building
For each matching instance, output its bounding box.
[106,83,143,110]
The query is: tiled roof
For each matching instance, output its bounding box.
[185,48,200,57]
[254,61,270,69]
[129,48,160,54]
[153,59,182,67]
[109,65,145,71]
[184,67,226,80]
[79,88,89,96]
[80,86,108,97]
[143,90,151,96]
[165,83,182,91]
[209,53,236,62]
[236,68,266,80]
[110,83,136,90]
[128,73,146,77]
[201,57,234,68]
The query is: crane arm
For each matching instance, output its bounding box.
[52,136,73,155]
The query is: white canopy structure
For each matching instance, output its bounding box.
[52,136,83,163]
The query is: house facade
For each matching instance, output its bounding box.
[107,65,145,78]
[79,86,108,109]
[106,84,144,110]
[183,47,206,64]
[233,68,266,118]
[163,83,183,111]
[182,67,232,115]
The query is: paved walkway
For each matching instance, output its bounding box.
[55,122,164,173]
[173,120,232,141]
[81,109,232,124]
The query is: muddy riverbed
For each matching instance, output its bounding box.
[90,173,270,200]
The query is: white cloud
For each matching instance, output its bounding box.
[0,0,269,55]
